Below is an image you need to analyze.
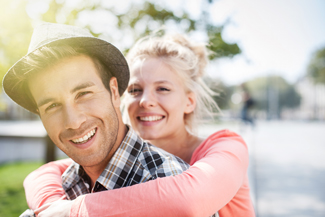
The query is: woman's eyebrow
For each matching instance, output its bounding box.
[154,80,172,85]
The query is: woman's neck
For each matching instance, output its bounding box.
[148,130,204,164]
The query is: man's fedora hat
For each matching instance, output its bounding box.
[2,22,129,114]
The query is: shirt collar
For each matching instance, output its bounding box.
[62,125,144,191]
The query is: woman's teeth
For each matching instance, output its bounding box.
[139,116,163,122]
[72,128,96,144]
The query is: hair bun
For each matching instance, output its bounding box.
[167,34,208,78]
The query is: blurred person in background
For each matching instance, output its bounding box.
[240,83,255,127]
[23,33,255,217]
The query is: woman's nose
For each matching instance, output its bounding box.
[139,90,157,108]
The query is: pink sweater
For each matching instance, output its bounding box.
[24,130,255,216]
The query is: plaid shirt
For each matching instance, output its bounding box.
[62,126,189,200]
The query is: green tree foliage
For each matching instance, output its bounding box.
[206,25,240,59]
[0,0,33,83]
[245,76,301,118]
[308,47,325,84]
[204,75,301,118]
[0,0,241,84]
[38,0,240,57]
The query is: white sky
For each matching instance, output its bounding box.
[205,0,325,85]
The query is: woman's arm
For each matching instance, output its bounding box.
[24,158,72,209]
[71,130,251,216]
[25,130,252,216]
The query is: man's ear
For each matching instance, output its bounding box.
[184,92,196,114]
[109,77,120,108]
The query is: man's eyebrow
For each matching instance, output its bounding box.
[37,98,55,108]
[37,82,96,108]
[71,82,95,94]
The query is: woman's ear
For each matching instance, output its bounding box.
[109,77,121,108]
[184,92,196,114]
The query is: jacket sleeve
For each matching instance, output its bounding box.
[70,130,250,217]
[23,158,72,209]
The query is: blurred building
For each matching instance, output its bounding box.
[0,91,38,120]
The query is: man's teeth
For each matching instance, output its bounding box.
[72,129,96,144]
[139,116,163,122]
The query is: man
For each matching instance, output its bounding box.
[3,22,189,216]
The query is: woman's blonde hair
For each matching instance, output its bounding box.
[124,33,219,134]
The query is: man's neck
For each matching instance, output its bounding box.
[83,124,128,189]
[82,165,105,189]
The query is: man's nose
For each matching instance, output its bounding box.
[139,90,157,108]
[63,104,87,130]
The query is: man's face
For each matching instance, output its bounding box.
[28,55,120,167]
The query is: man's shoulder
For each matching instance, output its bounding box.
[137,142,189,178]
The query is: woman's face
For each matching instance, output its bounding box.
[124,57,195,141]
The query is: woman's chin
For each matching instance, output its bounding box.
[137,131,161,141]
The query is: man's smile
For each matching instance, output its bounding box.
[71,128,97,144]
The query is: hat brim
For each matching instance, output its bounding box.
[3,36,129,114]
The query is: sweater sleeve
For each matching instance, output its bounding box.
[24,158,73,209]
[24,130,253,216]
[70,130,252,217]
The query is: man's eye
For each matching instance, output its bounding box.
[77,91,91,98]
[45,103,59,111]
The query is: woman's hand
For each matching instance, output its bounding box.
[35,200,73,217]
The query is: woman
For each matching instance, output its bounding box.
[24,34,255,217]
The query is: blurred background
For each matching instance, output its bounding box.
[0,0,324,216]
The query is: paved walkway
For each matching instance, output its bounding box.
[199,120,325,217]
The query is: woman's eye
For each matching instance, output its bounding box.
[128,88,142,95]
[157,87,170,92]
